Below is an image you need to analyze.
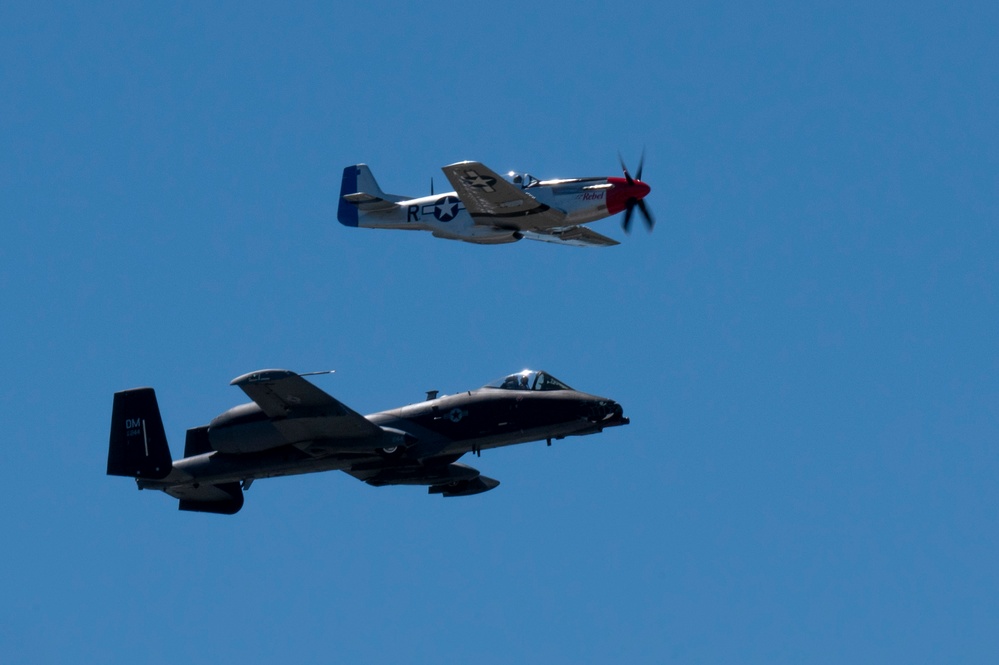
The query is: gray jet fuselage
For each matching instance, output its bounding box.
[109,369,628,513]
[151,386,626,488]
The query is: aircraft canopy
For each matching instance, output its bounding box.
[506,171,540,188]
[484,370,573,392]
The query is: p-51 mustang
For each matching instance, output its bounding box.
[337,157,654,247]
[107,369,629,514]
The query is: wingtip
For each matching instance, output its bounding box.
[229,369,297,386]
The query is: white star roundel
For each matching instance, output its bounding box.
[434,196,460,222]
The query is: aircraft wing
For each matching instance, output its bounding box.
[230,370,383,444]
[442,161,566,229]
[519,226,620,247]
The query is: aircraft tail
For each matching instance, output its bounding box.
[337,164,406,226]
[107,388,174,479]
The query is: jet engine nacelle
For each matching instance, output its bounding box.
[378,426,417,452]
[208,403,286,454]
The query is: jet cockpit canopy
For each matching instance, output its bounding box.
[484,370,573,392]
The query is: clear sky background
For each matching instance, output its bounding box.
[2,2,997,663]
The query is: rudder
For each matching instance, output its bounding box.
[338,164,408,227]
[107,388,173,479]
[337,165,361,227]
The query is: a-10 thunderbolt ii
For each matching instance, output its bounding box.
[337,157,654,247]
[107,369,629,514]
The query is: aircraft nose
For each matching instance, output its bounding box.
[585,398,627,424]
[606,177,652,216]
[612,178,650,200]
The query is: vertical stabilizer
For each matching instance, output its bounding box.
[337,165,361,226]
[338,164,408,227]
[107,388,173,479]
[354,164,388,199]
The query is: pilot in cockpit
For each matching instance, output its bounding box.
[501,375,521,390]
[507,172,539,189]
[485,370,573,392]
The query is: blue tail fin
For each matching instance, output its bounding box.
[338,164,406,226]
[338,165,361,227]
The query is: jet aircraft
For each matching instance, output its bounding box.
[337,158,654,247]
[107,369,629,514]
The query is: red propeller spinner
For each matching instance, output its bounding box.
[606,154,655,233]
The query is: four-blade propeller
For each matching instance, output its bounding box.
[618,153,655,234]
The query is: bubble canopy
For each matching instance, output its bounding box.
[483,370,574,392]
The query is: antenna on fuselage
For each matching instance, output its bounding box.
[430,177,434,195]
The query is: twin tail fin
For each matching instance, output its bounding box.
[107,388,173,479]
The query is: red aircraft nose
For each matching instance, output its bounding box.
[606,177,652,215]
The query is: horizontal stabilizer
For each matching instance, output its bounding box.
[342,192,401,212]
[338,164,410,227]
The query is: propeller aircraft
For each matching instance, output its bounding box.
[107,369,629,514]
[337,157,654,247]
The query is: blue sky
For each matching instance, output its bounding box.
[1,1,997,662]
